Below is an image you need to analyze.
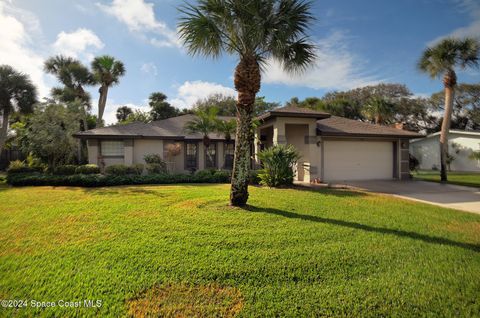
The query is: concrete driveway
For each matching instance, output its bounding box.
[345,180,480,214]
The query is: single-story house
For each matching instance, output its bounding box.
[410,130,480,172]
[74,106,421,182]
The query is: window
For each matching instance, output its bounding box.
[224,142,235,169]
[205,143,217,168]
[185,142,198,169]
[101,141,124,156]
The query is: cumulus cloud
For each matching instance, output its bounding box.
[100,100,150,125]
[96,0,179,48]
[140,62,158,76]
[52,28,104,61]
[263,31,378,91]
[169,81,236,109]
[428,0,480,45]
[0,3,51,97]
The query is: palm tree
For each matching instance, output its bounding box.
[216,118,236,142]
[362,97,395,124]
[44,55,93,106]
[179,0,316,206]
[116,105,133,122]
[91,55,126,126]
[0,65,37,154]
[184,108,218,147]
[418,37,480,182]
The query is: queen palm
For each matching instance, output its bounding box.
[0,65,37,154]
[91,55,126,126]
[179,0,316,206]
[418,37,479,182]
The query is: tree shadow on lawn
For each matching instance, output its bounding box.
[244,205,480,253]
[81,187,168,197]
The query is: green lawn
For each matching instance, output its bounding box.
[0,184,479,317]
[414,170,480,188]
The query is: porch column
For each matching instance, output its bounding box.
[217,141,224,169]
[124,139,133,165]
[306,123,320,182]
[253,127,261,165]
[198,142,205,170]
[273,119,286,145]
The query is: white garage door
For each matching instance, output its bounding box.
[324,140,394,181]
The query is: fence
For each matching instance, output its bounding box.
[0,147,25,170]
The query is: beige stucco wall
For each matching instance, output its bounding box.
[410,133,480,171]
[133,139,164,165]
[87,139,99,165]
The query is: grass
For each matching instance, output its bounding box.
[0,184,479,317]
[413,170,480,188]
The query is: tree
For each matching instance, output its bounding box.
[0,65,37,155]
[44,55,93,106]
[15,102,83,168]
[179,0,316,206]
[216,118,236,142]
[362,97,396,124]
[184,108,218,147]
[254,96,280,116]
[148,92,179,120]
[418,37,480,182]
[193,94,237,116]
[122,110,151,124]
[116,105,133,122]
[91,55,126,126]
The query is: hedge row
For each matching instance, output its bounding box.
[7,170,260,187]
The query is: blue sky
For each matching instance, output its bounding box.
[1,0,479,124]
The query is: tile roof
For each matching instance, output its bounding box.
[316,116,422,138]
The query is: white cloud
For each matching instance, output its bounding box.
[96,0,179,48]
[428,0,480,45]
[140,62,158,76]
[263,31,378,90]
[99,99,150,125]
[169,81,236,109]
[52,28,104,61]
[0,2,50,97]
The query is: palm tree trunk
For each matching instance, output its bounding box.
[439,71,456,182]
[0,109,9,156]
[97,85,109,127]
[230,57,261,206]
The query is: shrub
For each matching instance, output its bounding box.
[25,154,47,172]
[146,163,167,174]
[54,165,78,175]
[144,153,164,164]
[257,145,300,187]
[75,164,100,175]
[409,154,419,171]
[129,163,144,175]
[249,170,260,185]
[105,164,130,175]
[6,160,35,174]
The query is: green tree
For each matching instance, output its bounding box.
[193,94,237,116]
[16,103,83,168]
[91,55,126,126]
[44,55,93,106]
[418,37,480,182]
[116,105,133,122]
[179,0,316,206]
[254,96,280,116]
[362,97,396,124]
[122,110,151,124]
[0,65,37,155]
[148,92,179,120]
[216,118,236,142]
[184,108,218,147]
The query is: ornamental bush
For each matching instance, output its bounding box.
[257,145,300,187]
[75,164,100,175]
[54,165,78,175]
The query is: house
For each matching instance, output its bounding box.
[74,106,421,182]
[410,130,480,172]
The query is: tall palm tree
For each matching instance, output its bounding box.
[216,118,236,142]
[418,37,480,182]
[184,108,218,148]
[0,65,37,154]
[44,55,93,106]
[116,105,133,122]
[91,55,126,126]
[362,97,395,124]
[179,0,316,206]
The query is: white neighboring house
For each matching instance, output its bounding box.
[410,130,480,171]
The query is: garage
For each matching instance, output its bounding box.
[323,140,394,181]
